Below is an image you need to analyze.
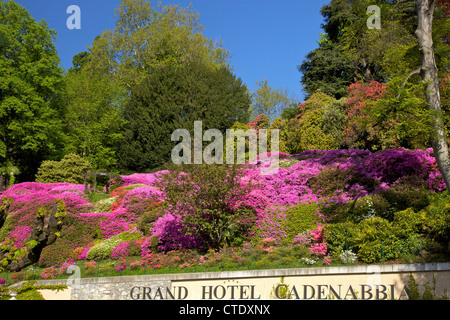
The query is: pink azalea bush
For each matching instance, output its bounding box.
[0,147,445,271]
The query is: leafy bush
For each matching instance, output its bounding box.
[157,163,257,250]
[35,153,92,184]
[86,230,142,260]
[354,217,398,263]
[137,202,165,235]
[281,203,321,243]
[377,176,431,219]
[323,222,357,254]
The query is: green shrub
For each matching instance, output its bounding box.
[87,192,110,203]
[91,197,116,213]
[281,203,320,242]
[419,195,450,254]
[86,235,123,260]
[348,194,390,222]
[377,177,430,219]
[354,217,394,263]
[86,230,142,260]
[323,222,357,254]
[35,153,92,184]
[308,165,352,197]
[406,274,449,300]
[38,239,74,267]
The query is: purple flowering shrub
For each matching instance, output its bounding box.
[0,147,446,270]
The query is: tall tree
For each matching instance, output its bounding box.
[118,60,251,172]
[414,0,450,190]
[298,35,353,99]
[63,53,126,171]
[250,80,295,121]
[0,0,66,182]
[86,0,229,91]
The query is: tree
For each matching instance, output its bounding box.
[118,60,251,172]
[298,35,353,99]
[63,54,126,171]
[250,80,295,121]
[286,90,337,153]
[86,0,229,91]
[414,0,450,190]
[0,0,66,181]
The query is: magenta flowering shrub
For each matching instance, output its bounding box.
[110,241,130,260]
[7,226,33,248]
[150,213,201,251]
[0,147,445,270]
[116,186,164,212]
[120,171,169,187]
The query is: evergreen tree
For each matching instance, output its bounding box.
[118,61,251,172]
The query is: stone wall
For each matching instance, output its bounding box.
[34,262,450,300]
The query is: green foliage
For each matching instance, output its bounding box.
[406,274,448,300]
[355,216,399,263]
[324,222,357,254]
[137,202,165,235]
[250,79,295,121]
[35,153,92,184]
[286,91,338,153]
[298,35,353,99]
[281,203,320,243]
[86,230,142,260]
[377,177,431,219]
[88,192,111,204]
[118,60,251,172]
[0,0,66,180]
[0,280,67,300]
[287,109,336,153]
[270,277,291,299]
[63,60,126,172]
[418,193,450,253]
[322,97,347,147]
[87,0,230,91]
[160,163,257,250]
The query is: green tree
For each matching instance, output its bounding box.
[298,35,353,99]
[118,60,251,172]
[35,153,92,184]
[0,0,66,181]
[250,79,295,121]
[63,54,126,171]
[86,0,229,91]
[286,91,337,153]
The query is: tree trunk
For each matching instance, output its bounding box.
[415,0,450,190]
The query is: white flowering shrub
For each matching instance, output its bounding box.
[340,249,357,264]
[301,257,317,265]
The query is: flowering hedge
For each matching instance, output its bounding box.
[0,148,446,271]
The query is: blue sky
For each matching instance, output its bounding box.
[14,0,330,101]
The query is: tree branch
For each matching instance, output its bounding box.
[397,67,422,98]
[429,0,436,23]
[391,0,407,31]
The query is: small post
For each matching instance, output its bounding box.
[280,247,283,268]
[251,247,253,270]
